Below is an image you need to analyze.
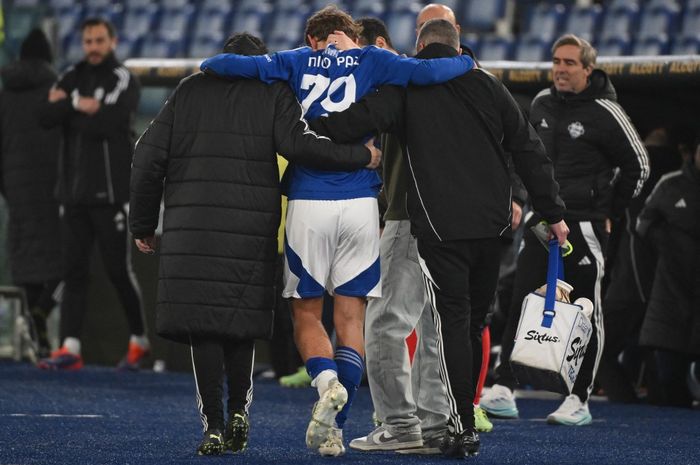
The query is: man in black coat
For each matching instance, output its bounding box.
[311,19,567,458]
[0,29,62,356]
[636,134,700,408]
[129,33,379,456]
[37,18,147,371]
[483,34,649,427]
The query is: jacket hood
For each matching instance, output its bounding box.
[1,59,57,91]
[552,68,617,102]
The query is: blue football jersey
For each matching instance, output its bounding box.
[201,46,473,200]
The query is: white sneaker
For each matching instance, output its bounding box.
[319,427,345,456]
[305,378,348,449]
[547,394,593,426]
[480,384,519,419]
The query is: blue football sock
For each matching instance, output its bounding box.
[305,357,337,381]
[334,346,364,429]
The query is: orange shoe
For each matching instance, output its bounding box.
[37,347,84,371]
[117,342,150,371]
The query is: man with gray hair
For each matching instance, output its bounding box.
[482,33,649,426]
[311,18,567,458]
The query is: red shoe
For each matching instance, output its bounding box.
[37,347,84,371]
[117,342,150,371]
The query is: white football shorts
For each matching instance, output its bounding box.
[283,198,381,299]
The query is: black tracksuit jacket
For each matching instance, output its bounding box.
[311,43,565,242]
[530,69,649,222]
[40,53,140,205]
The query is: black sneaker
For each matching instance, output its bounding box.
[197,428,224,456]
[440,429,480,458]
[224,411,249,453]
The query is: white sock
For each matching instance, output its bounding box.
[63,337,81,355]
[311,369,337,397]
[130,334,150,349]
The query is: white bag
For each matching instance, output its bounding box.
[509,241,593,395]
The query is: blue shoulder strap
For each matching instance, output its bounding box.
[541,239,565,328]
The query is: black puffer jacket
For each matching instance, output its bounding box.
[130,73,370,343]
[636,161,700,356]
[530,69,649,222]
[40,53,140,205]
[0,59,62,283]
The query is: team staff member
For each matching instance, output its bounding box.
[482,34,649,425]
[312,19,567,459]
[200,6,474,456]
[38,18,148,371]
[130,33,379,456]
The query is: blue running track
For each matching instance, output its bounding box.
[0,361,697,464]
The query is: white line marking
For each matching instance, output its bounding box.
[1,414,110,418]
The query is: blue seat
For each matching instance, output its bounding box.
[460,0,506,31]
[601,3,640,40]
[140,37,184,58]
[671,35,700,54]
[157,6,195,42]
[310,0,350,12]
[120,5,159,42]
[266,10,307,46]
[188,37,223,58]
[632,35,670,55]
[686,0,700,12]
[388,0,422,13]
[461,33,480,57]
[276,0,306,12]
[637,3,681,40]
[478,35,514,61]
[266,36,304,53]
[562,5,602,42]
[48,0,77,9]
[237,0,273,14]
[84,0,113,7]
[514,36,550,62]
[230,9,271,39]
[84,5,124,30]
[202,0,235,9]
[192,8,232,41]
[62,31,85,65]
[124,0,153,8]
[386,10,418,53]
[55,5,84,43]
[679,9,700,38]
[524,3,567,41]
[115,36,140,61]
[597,35,632,56]
[353,0,386,20]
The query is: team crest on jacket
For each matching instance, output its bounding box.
[568,122,585,139]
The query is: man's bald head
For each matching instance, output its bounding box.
[416,4,460,36]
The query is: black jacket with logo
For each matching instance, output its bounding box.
[40,53,140,205]
[311,43,564,242]
[530,69,649,222]
[636,161,700,355]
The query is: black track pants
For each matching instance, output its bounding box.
[190,336,255,431]
[417,237,502,433]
